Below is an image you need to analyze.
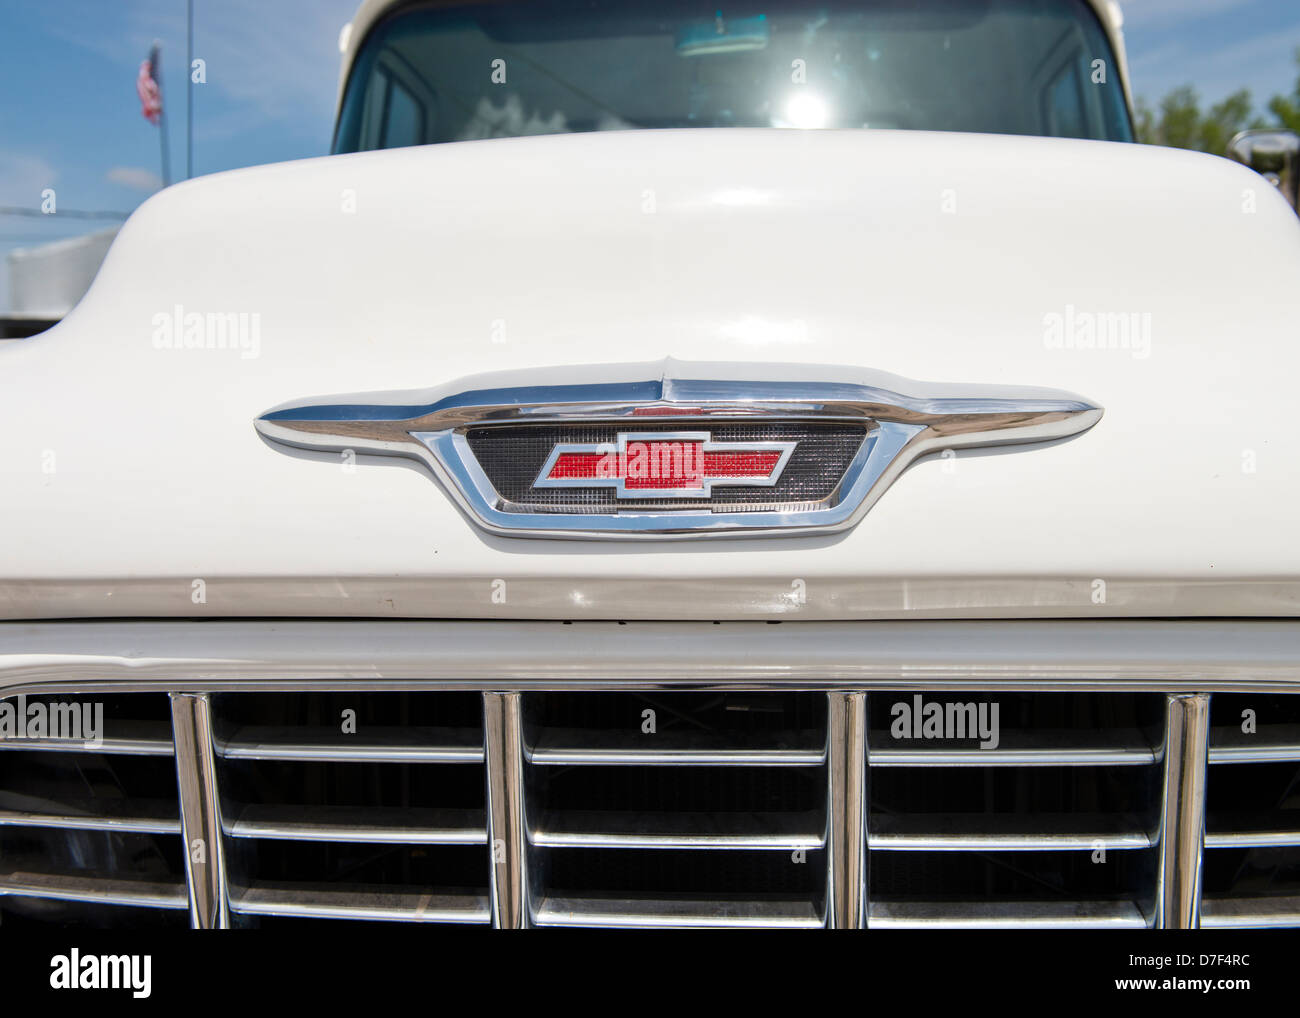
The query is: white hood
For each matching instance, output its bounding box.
[2,128,1298,620]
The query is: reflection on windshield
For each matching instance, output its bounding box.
[335,0,1132,152]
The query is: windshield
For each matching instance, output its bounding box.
[334,0,1132,152]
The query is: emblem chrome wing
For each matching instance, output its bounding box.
[255,359,1102,540]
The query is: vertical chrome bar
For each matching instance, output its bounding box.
[483,691,528,928]
[169,692,229,929]
[1155,692,1211,929]
[826,691,868,929]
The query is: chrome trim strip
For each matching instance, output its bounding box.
[0,727,174,756]
[869,901,1148,929]
[526,729,826,766]
[0,801,179,835]
[0,871,188,910]
[255,359,1102,539]
[533,894,824,929]
[483,692,528,929]
[231,884,491,923]
[529,811,824,850]
[170,693,230,929]
[5,621,1300,694]
[826,691,867,929]
[1201,896,1300,929]
[1208,724,1300,764]
[224,805,487,844]
[1154,693,1211,930]
[868,734,1158,767]
[11,575,1300,622]
[215,726,484,763]
[1204,828,1300,849]
[868,821,1151,851]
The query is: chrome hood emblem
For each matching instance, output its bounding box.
[254,359,1102,540]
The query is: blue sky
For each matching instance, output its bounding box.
[1,0,1299,311]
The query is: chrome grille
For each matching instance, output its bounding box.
[213,692,490,925]
[524,691,827,927]
[1201,692,1300,928]
[2,684,1298,929]
[865,692,1164,928]
[0,694,188,927]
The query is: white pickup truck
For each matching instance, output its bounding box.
[1,0,1298,931]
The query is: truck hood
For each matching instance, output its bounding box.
[3,128,1299,620]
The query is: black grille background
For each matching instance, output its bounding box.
[465,421,867,513]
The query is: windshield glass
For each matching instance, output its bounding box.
[335,0,1132,152]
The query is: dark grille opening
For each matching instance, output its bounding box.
[0,748,179,808]
[865,692,1164,928]
[0,826,184,888]
[0,693,184,927]
[214,691,483,731]
[466,421,867,513]
[210,692,490,926]
[867,692,1166,750]
[0,899,189,930]
[525,691,828,927]
[1206,761,1300,822]
[1202,694,1300,923]
[226,839,487,893]
[544,847,825,897]
[218,759,486,812]
[871,765,1160,818]
[869,849,1155,902]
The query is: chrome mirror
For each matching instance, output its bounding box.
[1227,128,1300,212]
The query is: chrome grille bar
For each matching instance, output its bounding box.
[870,901,1149,929]
[1154,692,1211,929]
[527,728,826,766]
[232,884,491,923]
[826,691,867,929]
[224,805,488,844]
[867,730,1157,767]
[0,870,188,910]
[483,691,529,929]
[868,815,1151,851]
[533,895,825,929]
[0,724,174,756]
[530,809,824,850]
[0,799,180,834]
[215,725,484,763]
[170,692,230,929]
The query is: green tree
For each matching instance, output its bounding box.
[1266,47,1300,131]
[1135,86,1260,151]
[1135,49,1300,152]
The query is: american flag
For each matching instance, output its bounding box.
[136,45,162,125]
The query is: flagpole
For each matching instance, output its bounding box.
[187,0,193,179]
[154,41,171,187]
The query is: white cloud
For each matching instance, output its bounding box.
[106,166,162,192]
